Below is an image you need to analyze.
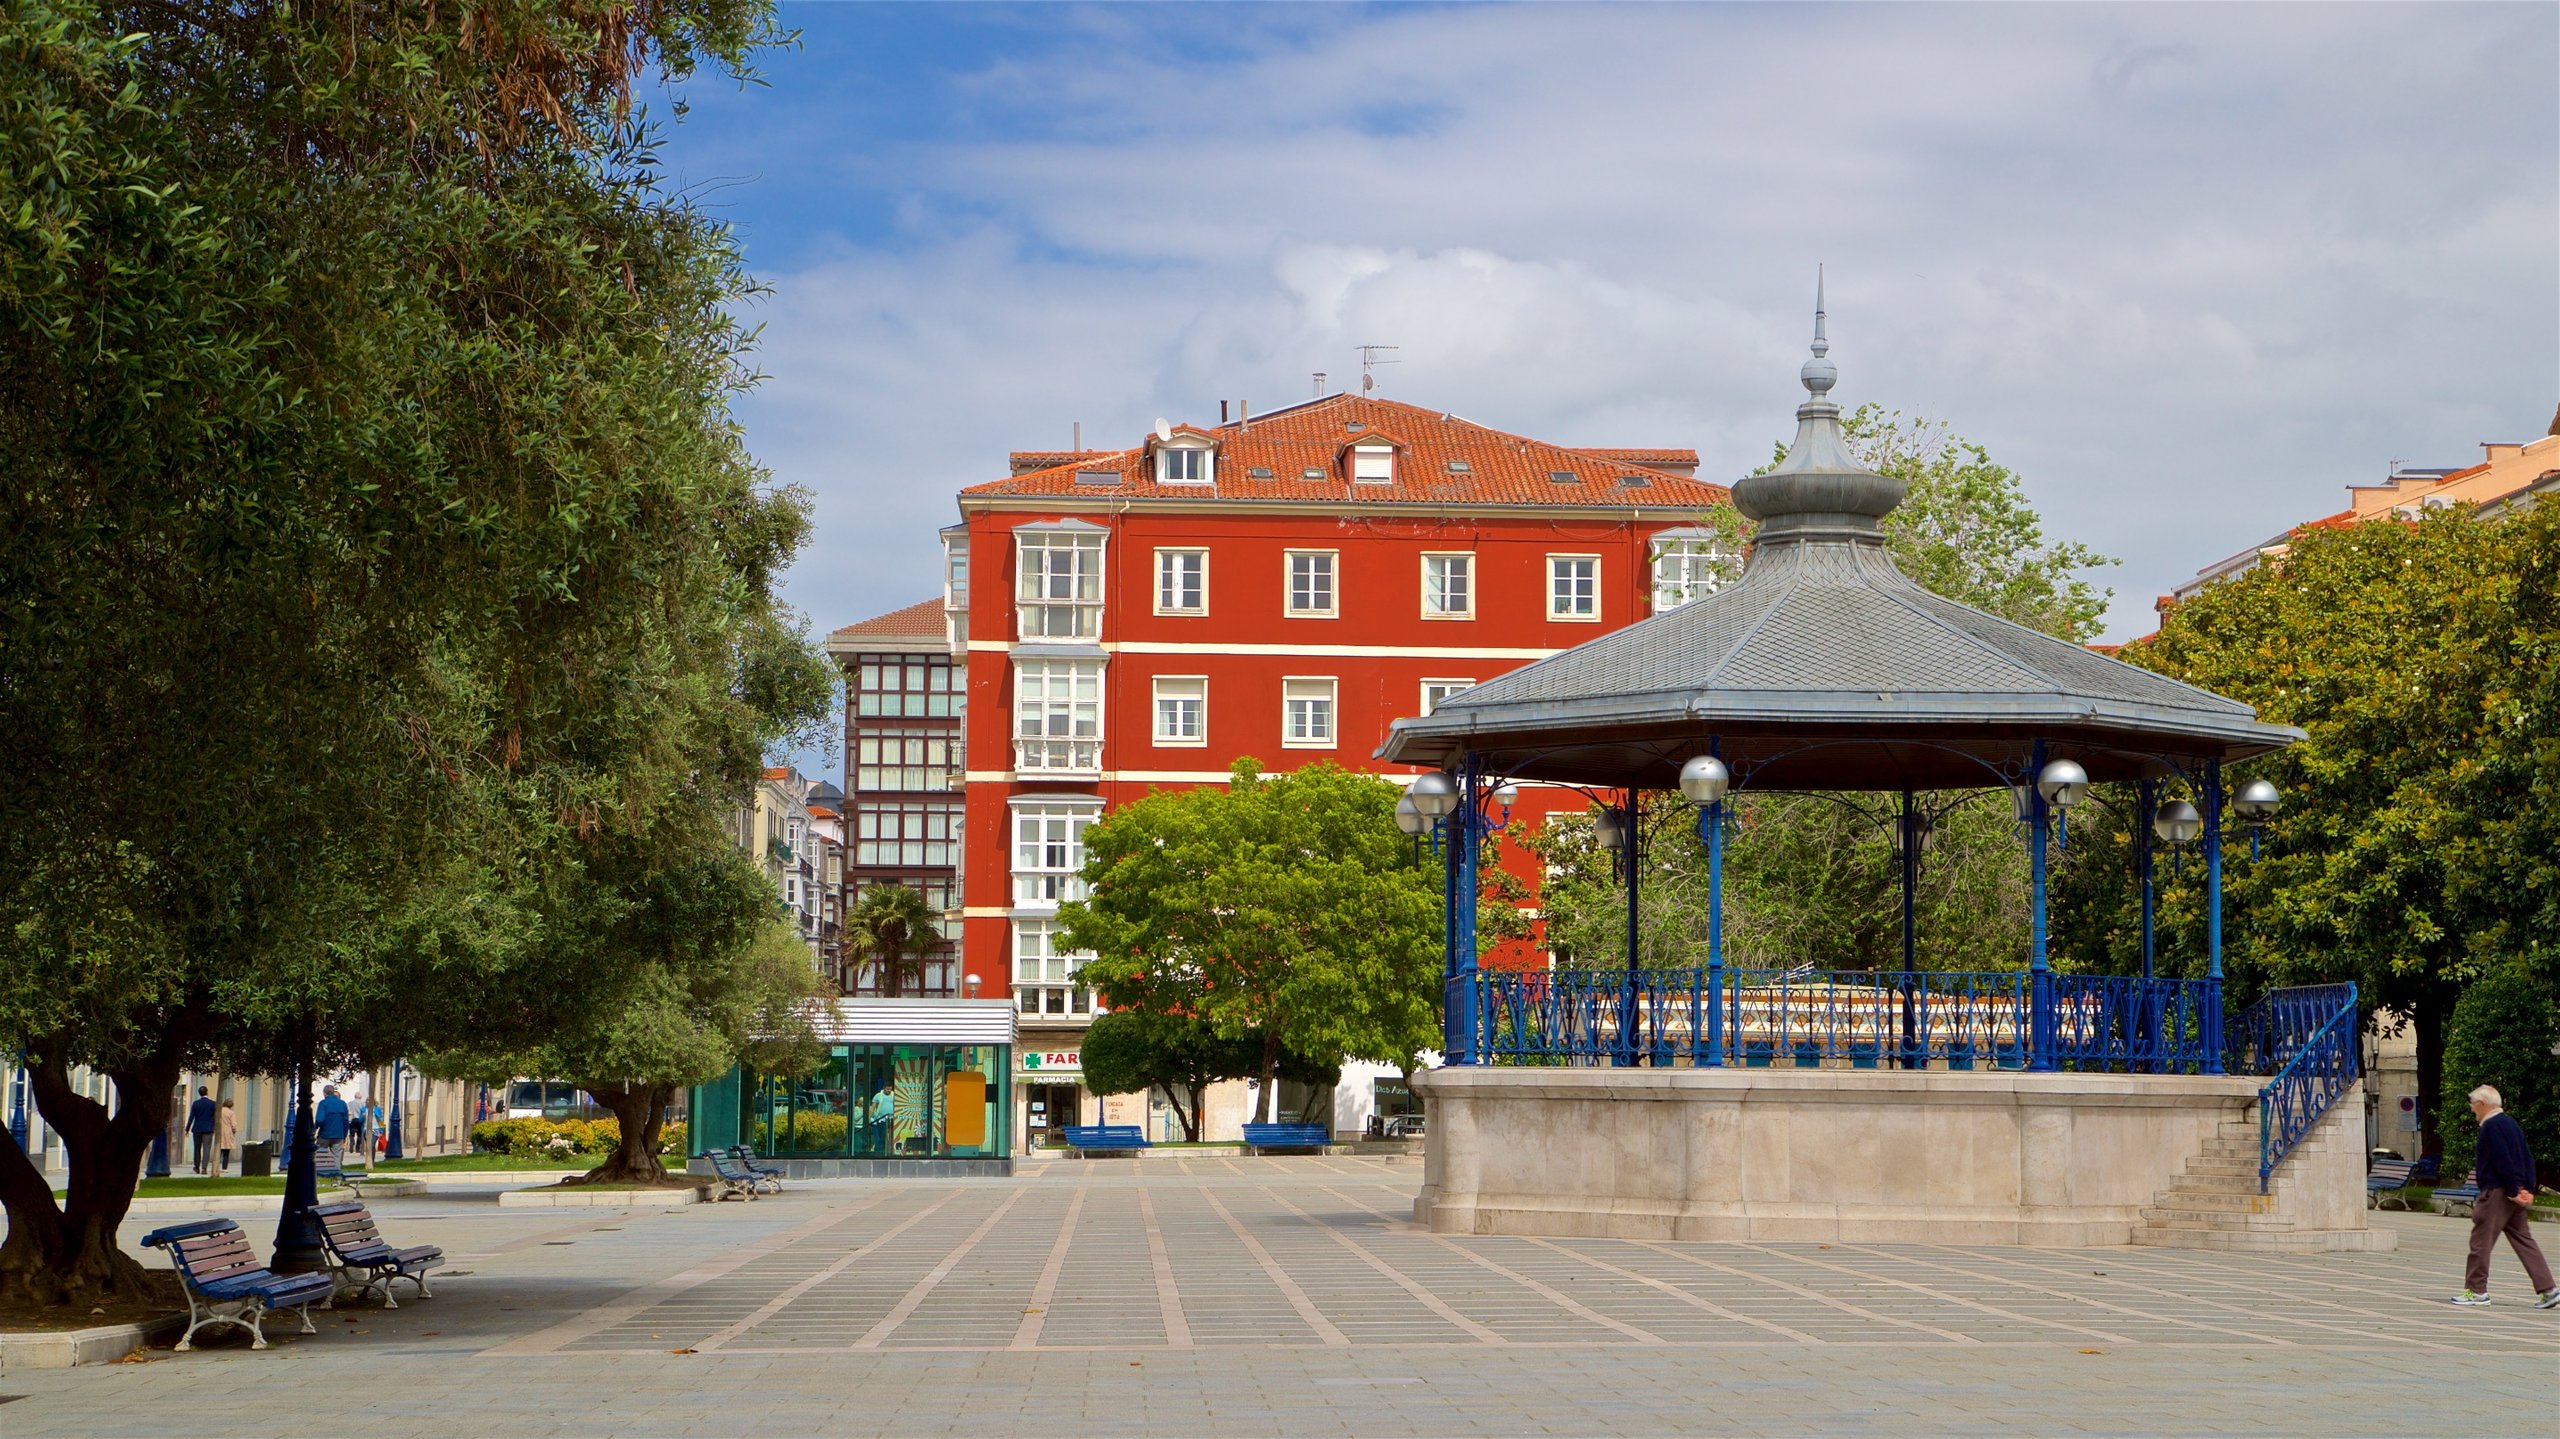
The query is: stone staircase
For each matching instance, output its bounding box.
[2134,1094,2395,1253]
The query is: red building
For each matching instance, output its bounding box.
[942,393,1736,1142]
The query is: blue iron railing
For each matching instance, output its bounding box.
[1473,968,2216,1073]
[2228,983,2360,1193]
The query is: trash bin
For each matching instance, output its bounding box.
[239,1140,275,1178]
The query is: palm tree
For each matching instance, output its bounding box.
[845,884,945,997]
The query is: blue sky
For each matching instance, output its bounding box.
[646,2,2557,767]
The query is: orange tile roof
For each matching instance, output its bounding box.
[827,597,945,644]
[961,395,1727,509]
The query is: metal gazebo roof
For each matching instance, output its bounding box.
[1377,300,2302,793]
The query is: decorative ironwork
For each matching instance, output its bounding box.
[1473,968,2217,1074]
[2229,983,2360,1192]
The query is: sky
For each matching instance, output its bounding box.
[645,1,2557,757]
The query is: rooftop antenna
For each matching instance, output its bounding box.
[1312,371,1327,396]
[1358,344,1400,394]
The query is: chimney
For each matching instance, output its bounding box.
[1220,400,1230,424]
[1240,400,1251,431]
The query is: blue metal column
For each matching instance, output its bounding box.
[2028,741,2056,1072]
[2204,758,2225,1074]
[1616,791,1641,1067]
[1449,757,1483,1065]
[1704,741,1726,1067]
[2136,777,2158,1072]
[1899,785,1920,1069]
[385,1058,406,1161]
[1439,767,1465,1064]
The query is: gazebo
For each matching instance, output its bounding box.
[1376,299,2380,1250]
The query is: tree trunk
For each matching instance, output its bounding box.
[1154,1083,1199,1142]
[578,1081,671,1184]
[1254,1031,1281,1124]
[0,1046,173,1306]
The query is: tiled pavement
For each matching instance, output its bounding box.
[2,1157,2553,1436]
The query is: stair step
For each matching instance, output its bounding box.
[2150,1189,2278,1213]
[2166,1173,2266,1195]
[2139,1207,2298,1231]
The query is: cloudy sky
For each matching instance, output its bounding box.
[656,1,2556,673]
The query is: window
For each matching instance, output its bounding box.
[1155,549,1206,615]
[1013,920,1096,1017]
[1286,550,1337,617]
[1422,552,1473,619]
[854,653,962,718]
[1351,445,1395,483]
[1548,554,1600,621]
[1153,676,1206,746]
[1012,803,1099,907]
[1283,677,1336,748]
[854,729,957,792]
[942,534,969,611]
[853,802,960,867]
[1420,679,1473,716]
[1016,529,1105,641]
[1014,659,1104,773]
[1651,534,1734,611]
[1157,445,1212,485]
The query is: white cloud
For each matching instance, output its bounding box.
[698,1,2558,680]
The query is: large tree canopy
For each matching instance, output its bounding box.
[0,0,818,1302]
[1060,761,1441,1123]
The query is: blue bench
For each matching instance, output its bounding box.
[699,1149,769,1200]
[143,1218,335,1351]
[1060,1124,1148,1156]
[732,1145,786,1183]
[2367,1158,2418,1210]
[2433,1174,2481,1218]
[1240,1123,1330,1154]
[312,1199,442,1307]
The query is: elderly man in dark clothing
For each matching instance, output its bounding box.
[2449,1084,2558,1308]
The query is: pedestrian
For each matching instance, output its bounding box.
[316,1083,351,1165]
[186,1086,217,1175]
[215,1096,240,1176]
[2449,1085,2559,1308]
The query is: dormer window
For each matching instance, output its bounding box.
[1157,444,1214,485]
[1351,444,1395,484]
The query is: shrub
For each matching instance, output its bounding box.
[758,1110,849,1154]
[470,1116,625,1157]
[658,1121,689,1157]
[2439,963,2560,1176]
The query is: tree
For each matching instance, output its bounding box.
[0,0,806,1302]
[845,885,945,998]
[2106,502,2560,1150]
[1530,409,2106,973]
[1060,761,1441,1123]
[2436,963,2560,1179]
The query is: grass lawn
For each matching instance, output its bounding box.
[371,1151,602,1172]
[52,1176,301,1198]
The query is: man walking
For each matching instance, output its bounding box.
[315,1083,351,1165]
[2449,1085,2558,1308]
[186,1086,217,1175]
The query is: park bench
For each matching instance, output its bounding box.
[2432,1173,2481,1218]
[1240,1123,1330,1155]
[2367,1157,2418,1210]
[731,1145,787,1184]
[142,1217,335,1351]
[311,1199,442,1308]
[699,1149,768,1200]
[1059,1124,1149,1157]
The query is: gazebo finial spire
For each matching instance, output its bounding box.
[1731,267,1896,542]
[1800,266,1838,405]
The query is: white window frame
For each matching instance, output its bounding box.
[1013,659,1104,774]
[1156,444,1214,486]
[1285,549,1338,619]
[1011,800,1102,909]
[1421,551,1475,620]
[1282,676,1337,749]
[1650,534,1734,612]
[1152,675,1207,747]
[1154,548,1207,616]
[1015,529,1106,641]
[1351,444,1395,484]
[1011,919,1097,1018]
[1419,678,1474,716]
[1548,553,1601,622]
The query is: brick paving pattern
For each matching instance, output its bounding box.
[1,1157,2551,1436]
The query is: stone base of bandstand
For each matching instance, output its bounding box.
[1413,1066,2387,1250]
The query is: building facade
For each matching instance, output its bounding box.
[827,599,967,997]
[942,393,1735,1148]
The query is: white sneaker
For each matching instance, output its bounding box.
[2449,1289,2491,1306]
[2535,1289,2560,1310]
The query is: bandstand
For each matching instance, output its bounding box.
[1378,300,2383,1251]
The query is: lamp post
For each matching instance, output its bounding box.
[1678,751,1730,1067]
[2144,772,2277,1075]
[1407,768,1467,1063]
[2027,752,2088,1072]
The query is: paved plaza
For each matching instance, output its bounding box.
[3,1158,2553,1436]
